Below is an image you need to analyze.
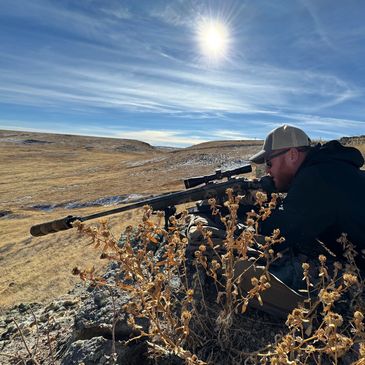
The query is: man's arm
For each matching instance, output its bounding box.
[259,166,336,253]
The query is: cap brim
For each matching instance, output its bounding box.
[249,150,267,164]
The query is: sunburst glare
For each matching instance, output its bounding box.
[197,18,231,62]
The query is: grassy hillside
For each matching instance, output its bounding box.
[0,130,364,308]
[0,130,259,308]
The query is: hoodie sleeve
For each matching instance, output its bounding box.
[259,165,336,253]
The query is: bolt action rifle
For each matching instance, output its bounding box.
[30,164,275,237]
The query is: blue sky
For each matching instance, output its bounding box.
[0,0,364,147]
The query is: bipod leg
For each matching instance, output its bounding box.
[163,206,176,229]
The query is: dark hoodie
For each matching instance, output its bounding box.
[260,140,365,267]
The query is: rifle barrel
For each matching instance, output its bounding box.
[30,176,274,237]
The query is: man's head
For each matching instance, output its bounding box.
[249,125,311,191]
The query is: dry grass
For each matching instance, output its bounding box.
[0,206,140,307]
[0,130,260,309]
[0,130,364,309]
[0,131,165,308]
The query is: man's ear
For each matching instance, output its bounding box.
[288,147,300,163]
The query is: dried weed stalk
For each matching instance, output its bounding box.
[74,191,365,365]
[74,207,204,364]
[194,191,282,334]
[259,236,365,364]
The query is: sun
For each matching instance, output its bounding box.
[197,19,230,61]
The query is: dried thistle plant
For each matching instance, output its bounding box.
[74,191,365,365]
[73,208,205,364]
[195,191,283,329]
[259,241,365,365]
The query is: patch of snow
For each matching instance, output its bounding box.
[126,156,167,167]
[31,204,57,211]
[30,194,148,211]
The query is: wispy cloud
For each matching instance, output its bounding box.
[300,0,336,51]
[287,114,365,128]
[1,1,361,118]
[150,2,194,27]
[100,5,132,20]
[211,130,251,140]
[0,0,364,146]
[115,130,209,147]
[0,50,359,118]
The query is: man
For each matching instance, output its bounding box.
[187,125,365,317]
[187,124,364,316]
[249,124,365,290]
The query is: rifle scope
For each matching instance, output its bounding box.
[184,164,252,189]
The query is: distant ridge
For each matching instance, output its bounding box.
[1,129,363,153]
[185,139,263,151]
[0,129,156,153]
[339,135,365,145]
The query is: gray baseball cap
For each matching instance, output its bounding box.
[249,124,311,164]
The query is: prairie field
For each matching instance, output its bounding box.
[0,130,262,308]
[1,130,364,309]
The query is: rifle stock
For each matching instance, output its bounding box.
[30,173,275,237]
